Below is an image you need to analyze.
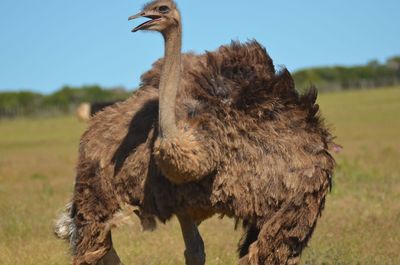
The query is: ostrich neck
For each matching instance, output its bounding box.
[159,27,182,139]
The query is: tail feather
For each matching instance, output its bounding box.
[54,202,77,249]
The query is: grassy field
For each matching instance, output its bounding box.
[0,87,399,264]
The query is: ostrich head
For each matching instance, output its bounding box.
[129,0,180,34]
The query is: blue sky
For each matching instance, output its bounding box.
[0,0,399,93]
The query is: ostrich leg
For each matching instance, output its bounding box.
[97,246,124,265]
[177,213,206,265]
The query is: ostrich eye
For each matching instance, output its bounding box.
[158,5,170,14]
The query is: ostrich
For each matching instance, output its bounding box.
[55,0,336,264]
[76,101,124,122]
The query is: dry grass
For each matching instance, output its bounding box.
[0,87,399,264]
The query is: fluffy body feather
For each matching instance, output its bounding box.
[62,41,335,264]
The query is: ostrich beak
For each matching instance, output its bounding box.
[128,11,162,32]
[128,12,144,21]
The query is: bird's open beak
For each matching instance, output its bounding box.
[128,11,162,32]
[128,12,144,21]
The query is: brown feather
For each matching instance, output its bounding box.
[67,41,335,264]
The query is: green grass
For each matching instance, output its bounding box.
[0,87,399,264]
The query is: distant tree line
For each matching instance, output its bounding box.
[1,56,400,118]
[0,85,131,118]
[293,56,400,92]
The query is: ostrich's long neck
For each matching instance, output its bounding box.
[159,26,182,139]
